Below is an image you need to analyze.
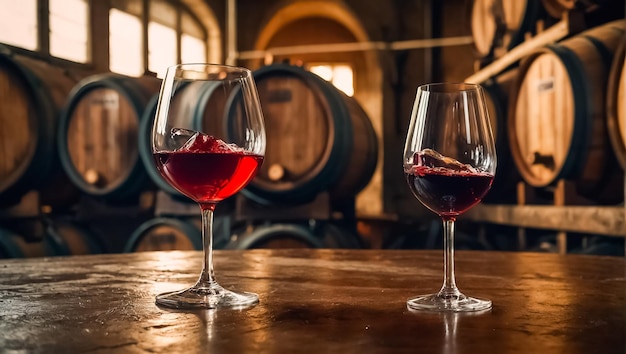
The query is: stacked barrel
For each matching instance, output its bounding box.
[128,64,375,251]
[218,64,375,250]
[0,58,374,257]
[0,52,109,257]
[0,49,168,257]
[469,0,626,254]
[508,20,626,203]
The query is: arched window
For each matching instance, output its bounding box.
[110,0,209,77]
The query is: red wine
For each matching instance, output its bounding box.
[404,165,493,219]
[155,151,263,204]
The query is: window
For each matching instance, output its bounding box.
[0,0,211,76]
[109,8,144,77]
[148,0,177,77]
[49,0,89,63]
[309,64,354,96]
[148,22,177,77]
[0,0,38,50]
[181,12,207,64]
[146,2,207,76]
[181,34,206,64]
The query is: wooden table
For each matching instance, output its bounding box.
[0,249,624,353]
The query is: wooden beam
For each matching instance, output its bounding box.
[464,204,626,237]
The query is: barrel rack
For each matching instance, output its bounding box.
[464,11,626,255]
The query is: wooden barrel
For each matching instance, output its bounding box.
[0,227,59,258]
[227,223,324,249]
[57,74,162,202]
[508,20,626,202]
[321,222,364,249]
[124,217,202,252]
[606,39,626,169]
[482,69,521,202]
[0,220,102,258]
[243,64,378,205]
[46,219,105,256]
[0,53,82,207]
[123,216,231,252]
[471,0,541,58]
[227,221,363,249]
[138,81,226,200]
[138,95,183,197]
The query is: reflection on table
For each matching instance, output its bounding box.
[0,249,623,353]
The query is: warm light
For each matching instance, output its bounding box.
[309,65,333,81]
[109,9,143,77]
[50,0,89,63]
[332,65,354,96]
[0,0,38,50]
[309,63,354,96]
[182,34,207,65]
[149,21,177,79]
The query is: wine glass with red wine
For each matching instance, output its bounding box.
[152,63,265,309]
[403,83,496,312]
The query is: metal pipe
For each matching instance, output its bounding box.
[236,36,474,60]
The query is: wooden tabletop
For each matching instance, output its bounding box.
[0,249,624,353]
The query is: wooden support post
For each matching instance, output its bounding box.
[516,182,528,251]
[553,180,566,254]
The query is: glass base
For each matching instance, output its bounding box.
[156,282,259,310]
[407,292,492,312]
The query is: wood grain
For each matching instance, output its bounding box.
[256,74,329,182]
[509,21,625,194]
[0,67,31,183]
[0,249,623,353]
[466,203,626,236]
[67,88,139,189]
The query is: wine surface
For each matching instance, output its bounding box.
[404,165,493,219]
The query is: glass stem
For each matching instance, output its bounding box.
[439,217,460,298]
[198,204,217,286]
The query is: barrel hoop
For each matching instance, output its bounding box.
[45,222,103,256]
[356,119,379,194]
[243,64,353,204]
[606,40,626,169]
[508,0,541,51]
[138,95,183,196]
[0,228,64,258]
[483,77,516,178]
[123,218,202,252]
[323,223,364,249]
[194,81,222,131]
[230,223,324,249]
[582,35,615,69]
[0,55,57,196]
[57,75,150,200]
[0,229,24,258]
[483,81,507,139]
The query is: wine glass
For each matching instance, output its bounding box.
[403,83,496,312]
[152,63,266,309]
